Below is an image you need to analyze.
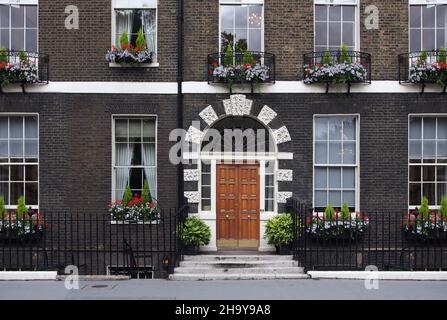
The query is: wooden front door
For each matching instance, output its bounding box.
[216,163,260,249]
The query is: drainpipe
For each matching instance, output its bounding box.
[177,0,184,209]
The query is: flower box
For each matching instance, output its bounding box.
[106,46,155,66]
[402,212,447,242]
[109,194,160,223]
[303,62,368,85]
[0,211,46,242]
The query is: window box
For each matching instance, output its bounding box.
[0,211,46,243]
[303,48,371,94]
[108,62,159,68]
[399,51,447,93]
[207,51,276,93]
[0,50,49,93]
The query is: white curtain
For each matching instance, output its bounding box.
[142,143,157,199]
[141,9,156,53]
[116,10,134,46]
[115,144,133,200]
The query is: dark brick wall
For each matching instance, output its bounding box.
[183,93,447,215]
[39,1,178,82]
[0,94,179,215]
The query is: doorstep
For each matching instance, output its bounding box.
[0,271,58,281]
[308,271,447,281]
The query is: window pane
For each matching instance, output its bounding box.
[438,166,447,182]
[249,29,261,52]
[25,165,37,182]
[221,6,234,29]
[315,118,328,140]
[115,120,127,142]
[423,140,436,158]
[0,5,9,28]
[130,143,142,166]
[410,183,422,206]
[410,140,422,159]
[235,29,247,52]
[0,118,7,139]
[329,168,341,188]
[265,174,274,187]
[10,117,23,139]
[143,119,155,142]
[315,22,327,46]
[422,6,436,28]
[0,166,7,181]
[25,140,38,157]
[202,174,211,186]
[423,166,436,182]
[265,200,274,212]
[410,118,422,139]
[248,5,262,28]
[329,191,341,207]
[342,6,355,22]
[410,6,421,28]
[329,142,342,164]
[129,120,142,142]
[25,28,37,52]
[0,140,6,158]
[11,6,24,28]
[25,182,38,205]
[438,118,447,139]
[202,199,211,211]
[342,23,354,47]
[329,6,341,21]
[10,182,24,204]
[342,191,355,207]
[25,5,37,28]
[410,166,422,182]
[315,191,327,208]
[423,183,436,204]
[202,186,211,199]
[438,141,447,158]
[265,186,274,199]
[11,28,24,51]
[315,5,327,21]
[10,165,23,181]
[437,29,445,50]
[438,183,447,204]
[329,118,343,140]
[129,168,143,191]
[410,29,421,52]
[328,22,341,46]
[25,117,38,138]
[235,6,247,29]
[315,168,327,189]
[343,141,356,164]
[10,140,23,157]
[315,141,328,164]
[0,182,8,204]
[422,29,436,52]
[343,168,355,189]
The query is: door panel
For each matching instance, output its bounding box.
[217,163,260,249]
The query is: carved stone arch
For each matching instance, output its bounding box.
[184,94,293,207]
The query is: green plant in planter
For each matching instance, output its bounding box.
[0,196,6,219]
[440,196,447,219]
[120,31,129,49]
[180,216,211,247]
[418,49,428,65]
[324,204,335,220]
[419,196,430,220]
[341,202,351,221]
[122,184,133,206]
[264,214,297,247]
[322,48,333,65]
[224,44,234,67]
[135,28,146,50]
[0,47,7,64]
[338,44,351,64]
[142,180,152,204]
[438,47,447,64]
[242,50,254,65]
[17,196,27,220]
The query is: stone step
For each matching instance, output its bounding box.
[174,267,305,274]
[179,260,299,268]
[169,273,310,281]
[183,255,293,261]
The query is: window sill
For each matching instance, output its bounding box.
[110,220,160,225]
[109,62,159,68]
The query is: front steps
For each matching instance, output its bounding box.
[169,255,309,281]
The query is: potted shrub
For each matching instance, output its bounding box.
[106,29,154,65]
[264,214,296,255]
[179,216,211,255]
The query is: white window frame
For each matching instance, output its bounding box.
[218,0,265,54]
[0,0,38,52]
[0,113,39,210]
[313,114,360,213]
[408,114,447,210]
[314,0,360,52]
[409,0,447,52]
[111,115,158,203]
[111,0,158,63]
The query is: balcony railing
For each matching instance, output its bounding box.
[303,50,372,94]
[399,51,447,94]
[207,51,276,93]
[0,50,49,93]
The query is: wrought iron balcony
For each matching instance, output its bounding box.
[207,51,275,93]
[0,50,49,93]
[398,51,447,94]
[303,50,372,94]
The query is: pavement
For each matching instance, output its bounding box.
[0,279,446,300]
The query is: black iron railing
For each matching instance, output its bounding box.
[207,51,275,93]
[0,50,49,93]
[0,205,188,278]
[287,198,447,271]
[398,51,447,93]
[303,50,372,94]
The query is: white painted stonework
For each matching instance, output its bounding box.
[257,105,278,126]
[185,126,204,145]
[184,169,199,182]
[184,192,200,204]
[277,192,293,204]
[273,126,292,145]
[223,95,253,116]
[199,105,219,126]
[277,170,293,182]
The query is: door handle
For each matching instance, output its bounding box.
[226,215,229,219]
